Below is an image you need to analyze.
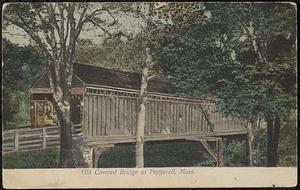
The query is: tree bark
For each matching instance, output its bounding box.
[135,64,149,168]
[246,122,254,166]
[135,2,153,168]
[54,97,75,168]
[266,115,280,167]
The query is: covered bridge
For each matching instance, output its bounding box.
[29,63,247,167]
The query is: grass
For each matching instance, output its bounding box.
[2,148,59,168]
[2,141,216,168]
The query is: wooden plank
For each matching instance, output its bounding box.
[191,105,195,132]
[127,98,132,135]
[165,102,171,133]
[196,105,200,132]
[14,131,19,150]
[19,143,42,149]
[119,97,124,134]
[156,101,160,133]
[132,98,137,135]
[123,98,128,135]
[88,96,92,136]
[115,97,119,134]
[200,106,204,132]
[152,101,156,133]
[161,101,165,133]
[145,100,149,135]
[92,96,97,136]
[19,139,42,145]
[184,104,190,133]
[174,103,178,134]
[183,103,187,133]
[97,96,101,136]
[169,103,173,133]
[17,133,43,138]
[101,96,106,136]
[110,97,115,135]
[189,104,193,132]
[150,101,154,134]
[160,102,165,133]
[42,128,47,148]
[180,103,184,133]
[145,101,150,135]
[106,96,111,135]
[3,142,15,147]
[199,139,218,161]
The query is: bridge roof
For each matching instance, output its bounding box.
[31,63,176,94]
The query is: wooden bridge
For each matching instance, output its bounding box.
[10,63,249,167]
[84,86,247,146]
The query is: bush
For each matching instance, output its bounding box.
[223,137,248,167]
[252,128,267,166]
[278,110,297,166]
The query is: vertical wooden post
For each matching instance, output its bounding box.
[14,131,19,151]
[247,122,254,166]
[217,137,224,167]
[216,139,219,166]
[42,128,47,148]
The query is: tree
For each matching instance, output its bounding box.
[3,2,130,167]
[133,2,206,167]
[155,3,296,166]
[75,37,143,72]
[2,38,47,129]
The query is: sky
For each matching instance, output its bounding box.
[2,2,146,46]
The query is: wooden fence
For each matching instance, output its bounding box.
[84,86,246,138]
[2,124,82,153]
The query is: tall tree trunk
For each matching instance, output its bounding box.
[246,122,254,166]
[271,116,280,166]
[48,58,75,168]
[266,115,280,167]
[53,96,75,168]
[135,63,149,168]
[135,2,153,168]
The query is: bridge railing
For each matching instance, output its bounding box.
[2,124,82,153]
[84,86,246,139]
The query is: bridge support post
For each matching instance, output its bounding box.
[217,137,224,167]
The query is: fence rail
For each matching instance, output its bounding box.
[2,124,82,153]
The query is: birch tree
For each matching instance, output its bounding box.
[135,2,154,168]
[134,2,204,167]
[3,2,128,167]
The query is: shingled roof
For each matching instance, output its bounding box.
[32,63,176,94]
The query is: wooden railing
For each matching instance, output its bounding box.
[2,124,82,153]
[83,90,246,138]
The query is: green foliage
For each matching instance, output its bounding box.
[76,36,143,72]
[2,38,47,129]
[2,148,59,168]
[278,110,297,166]
[223,137,248,167]
[155,3,297,121]
[252,129,267,166]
